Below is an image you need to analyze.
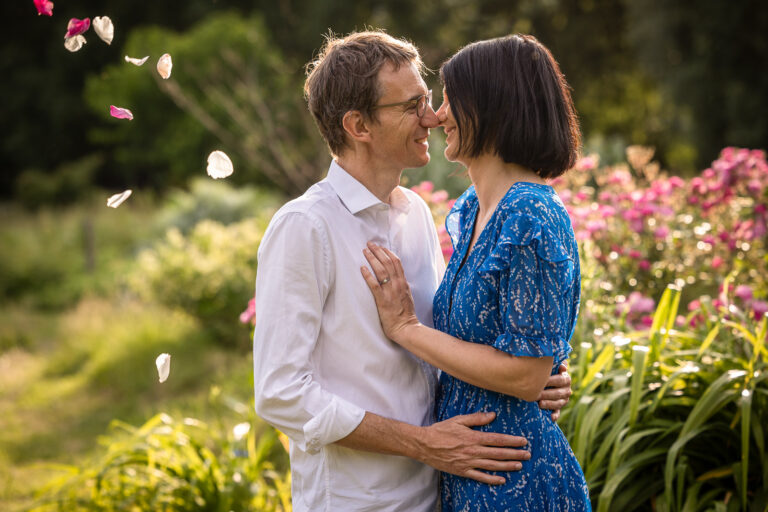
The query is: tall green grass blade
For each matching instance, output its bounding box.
[722,320,758,346]
[582,343,615,388]
[740,389,752,511]
[650,286,673,337]
[697,324,721,359]
[597,447,668,512]
[629,345,650,426]
[664,369,746,508]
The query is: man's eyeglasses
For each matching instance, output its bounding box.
[372,90,433,118]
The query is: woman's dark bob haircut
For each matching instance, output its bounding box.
[440,34,581,179]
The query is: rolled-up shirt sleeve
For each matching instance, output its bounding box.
[253,211,365,454]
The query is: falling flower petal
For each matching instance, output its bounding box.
[65,17,90,38]
[156,353,171,383]
[233,422,251,441]
[125,55,149,66]
[110,105,134,120]
[206,150,234,179]
[64,35,86,52]
[106,189,132,208]
[92,16,114,45]
[34,0,53,16]
[157,53,172,79]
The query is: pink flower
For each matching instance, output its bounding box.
[65,18,90,38]
[711,256,724,269]
[624,292,655,315]
[734,285,753,302]
[240,298,256,325]
[638,260,651,271]
[752,300,768,318]
[109,105,134,120]
[628,249,642,259]
[431,190,449,203]
[640,315,654,327]
[576,155,597,171]
[34,0,53,16]
[654,226,669,239]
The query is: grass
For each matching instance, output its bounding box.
[0,194,264,511]
[0,297,257,511]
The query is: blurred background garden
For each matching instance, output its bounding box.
[1,0,767,510]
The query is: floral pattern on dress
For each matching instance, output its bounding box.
[434,182,591,511]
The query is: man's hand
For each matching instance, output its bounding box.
[537,363,572,421]
[416,412,530,485]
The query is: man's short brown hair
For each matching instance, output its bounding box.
[304,30,424,157]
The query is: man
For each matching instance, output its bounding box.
[253,31,571,511]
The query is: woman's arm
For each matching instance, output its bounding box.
[361,243,553,402]
[399,324,553,401]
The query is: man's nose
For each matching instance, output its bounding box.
[420,106,440,128]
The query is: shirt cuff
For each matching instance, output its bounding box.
[301,397,366,454]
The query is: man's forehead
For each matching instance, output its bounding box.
[378,61,427,98]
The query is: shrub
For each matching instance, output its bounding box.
[562,284,768,511]
[28,396,291,512]
[132,218,265,348]
[155,178,283,235]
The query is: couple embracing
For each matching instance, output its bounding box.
[253,30,591,511]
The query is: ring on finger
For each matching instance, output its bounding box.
[379,277,390,285]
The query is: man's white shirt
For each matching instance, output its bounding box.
[253,160,446,511]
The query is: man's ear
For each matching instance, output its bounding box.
[342,110,373,144]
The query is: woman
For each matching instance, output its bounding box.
[360,35,591,510]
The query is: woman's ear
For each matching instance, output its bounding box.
[342,110,373,144]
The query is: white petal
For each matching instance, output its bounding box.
[157,53,173,79]
[106,189,132,208]
[64,35,87,53]
[125,55,149,66]
[156,353,171,383]
[233,422,251,441]
[92,16,114,45]
[206,150,234,179]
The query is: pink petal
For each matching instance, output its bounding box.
[34,0,53,16]
[110,105,134,120]
[157,53,173,79]
[65,18,90,38]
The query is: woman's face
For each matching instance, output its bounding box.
[435,88,465,165]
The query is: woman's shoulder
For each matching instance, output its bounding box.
[500,182,563,216]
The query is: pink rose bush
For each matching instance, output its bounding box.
[551,146,767,323]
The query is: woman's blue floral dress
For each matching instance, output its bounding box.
[433,183,591,511]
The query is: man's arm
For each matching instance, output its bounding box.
[337,411,530,485]
[254,212,366,453]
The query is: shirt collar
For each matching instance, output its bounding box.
[327,160,411,215]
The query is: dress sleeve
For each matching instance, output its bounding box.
[477,213,576,367]
[444,186,476,249]
[253,211,365,454]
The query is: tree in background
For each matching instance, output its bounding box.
[2,0,767,200]
[84,12,327,195]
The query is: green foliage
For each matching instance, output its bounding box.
[131,218,265,348]
[14,154,103,210]
[84,11,324,194]
[28,397,291,512]
[156,178,283,235]
[563,282,768,511]
[0,197,157,310]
